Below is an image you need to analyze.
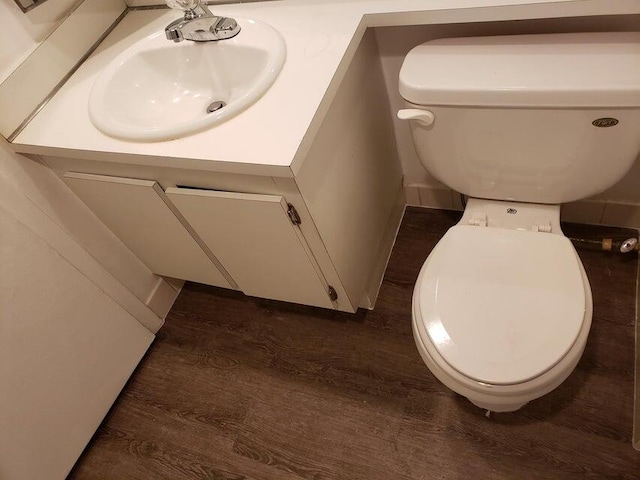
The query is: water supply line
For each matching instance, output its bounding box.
[568,236,639,254]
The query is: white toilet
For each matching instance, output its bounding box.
[397,32,640,412]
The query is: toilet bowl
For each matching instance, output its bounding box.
[398,32,640,411]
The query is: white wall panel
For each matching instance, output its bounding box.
[0,205,153,480]
[0,0,126,138]
[0,0,81,81]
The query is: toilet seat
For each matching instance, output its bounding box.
[413,225,587,387]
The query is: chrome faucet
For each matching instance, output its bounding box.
[165,0,240,43]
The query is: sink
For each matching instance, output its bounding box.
[89,18,286,141]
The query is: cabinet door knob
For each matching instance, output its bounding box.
[397,108,435,127]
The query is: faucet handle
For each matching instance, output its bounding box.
[214,17,240,39]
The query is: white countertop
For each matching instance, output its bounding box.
[12,0,640,177]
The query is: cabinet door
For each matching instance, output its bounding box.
[166,188,335,309]
[64,173,232,288]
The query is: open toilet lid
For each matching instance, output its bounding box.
[415,225,586,385]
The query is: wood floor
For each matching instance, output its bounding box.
[69,207,640,480]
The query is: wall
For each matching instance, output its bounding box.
[0,0,81,81]
[375,15,640,228]
[0,166,154,479]
[0,0,125,138]
[0,135,165,479]
[0,4,178,475]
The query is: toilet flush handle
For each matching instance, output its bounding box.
[397,109,435,127]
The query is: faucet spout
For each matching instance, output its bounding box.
[165,0,240,43]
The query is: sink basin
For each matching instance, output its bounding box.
[89,17,286,141]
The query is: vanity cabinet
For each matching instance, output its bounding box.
[64,172,336,309]
[43,29,403,314]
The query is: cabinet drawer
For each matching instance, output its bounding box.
[166,188,335,308]
[64,173,232,288]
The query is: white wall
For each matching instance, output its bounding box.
[3,144,173,328]
[0,191,154,480]
[0,3,177,474]
[0,0,82,81]
[0,136,164,479]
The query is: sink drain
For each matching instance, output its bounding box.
[207,100,226,113]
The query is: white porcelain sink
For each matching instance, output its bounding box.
[89,18,286,141]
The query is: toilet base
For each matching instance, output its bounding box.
[469,399,527,413]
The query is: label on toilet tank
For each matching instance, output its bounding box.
[592,118,619,127]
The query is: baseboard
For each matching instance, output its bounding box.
[404,185,640,230]
[164,277,186,292]
[634,262,640,450]
[145,278,184,330]
[404,185,460,211]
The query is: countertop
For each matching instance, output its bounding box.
[12,0,640,177]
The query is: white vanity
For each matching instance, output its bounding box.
[14,7,405,313]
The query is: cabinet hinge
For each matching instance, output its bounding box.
[532,222,552,233]
[287,203,302,225]
[468,214,487,227]
[328,286,338,302]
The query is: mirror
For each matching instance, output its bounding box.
[13,0,51,13]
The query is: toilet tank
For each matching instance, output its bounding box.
[399,32,640,204]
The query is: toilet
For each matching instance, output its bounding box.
[397,32,640,412]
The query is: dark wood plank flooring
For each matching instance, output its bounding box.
[69,207,640,480]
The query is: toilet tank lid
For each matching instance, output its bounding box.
[399,32,640,108]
